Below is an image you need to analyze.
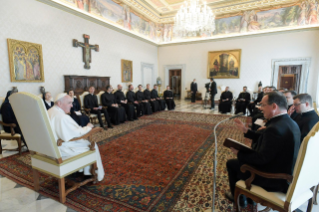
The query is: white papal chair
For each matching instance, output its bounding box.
[9,92,103,203]
[234,122,319,212]
[0,97,23,155]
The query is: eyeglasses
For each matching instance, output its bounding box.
[293,103,303,107]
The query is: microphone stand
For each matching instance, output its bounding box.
[211,113,244,212]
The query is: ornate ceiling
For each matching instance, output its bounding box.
[121,0,298,23]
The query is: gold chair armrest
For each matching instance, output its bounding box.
[240,164,293,190]
[83,108,91,116]
[0,121,16,136]
[70,127,103,150]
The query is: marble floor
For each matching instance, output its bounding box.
[0,100,317,212]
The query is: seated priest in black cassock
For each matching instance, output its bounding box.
[101,85,126,125]
[42,92,54,110]
[126,84,143,117]
[84,86,112,130]
[136,85,152,115]
[285,90,299,120]
[291,93,319,144]
[144,84,159,113]
[0,90,27,148]
[251,87,268,131]
[151,84,166,111]
[114,84,137,121]
[235,86,251,115]
[68,90,90,127]
[247,86,263,116]
[164,86,175,110]
[225,92,300,206]
[218,86,233,114]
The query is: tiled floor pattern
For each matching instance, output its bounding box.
[0,100,317,212]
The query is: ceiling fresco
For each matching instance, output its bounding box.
[41,0,319,44]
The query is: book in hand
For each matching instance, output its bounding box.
[223,138,254,153]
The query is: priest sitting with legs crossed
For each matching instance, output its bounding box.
[48,93,105,181]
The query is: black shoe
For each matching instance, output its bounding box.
[225,191,234,202]
[239,195,248,208]
[247,198,256,206]
[108,125,113,129]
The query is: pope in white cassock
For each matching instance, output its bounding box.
[48,93,105,181]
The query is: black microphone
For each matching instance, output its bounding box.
[211,112,244,212]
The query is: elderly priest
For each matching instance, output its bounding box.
[48,93,105,181]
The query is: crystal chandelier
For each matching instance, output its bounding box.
[174,0,215,37]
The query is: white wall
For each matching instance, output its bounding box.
[0,0,157,98]
[158,30,319,101]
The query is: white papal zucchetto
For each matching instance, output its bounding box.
[54,93,68,102]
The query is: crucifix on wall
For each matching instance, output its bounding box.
[73,34,99,69]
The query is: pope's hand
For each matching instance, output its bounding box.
[87,123,94,128]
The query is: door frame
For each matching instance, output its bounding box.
[164,64,186,99]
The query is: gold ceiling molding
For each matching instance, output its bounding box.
[121,0,299,23]
[212,0,298,17]
[121,0,162,22]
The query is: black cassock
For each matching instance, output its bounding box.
[84,94,111,128]
[126,90,143,117]
[293,110,319,144]
[218,91,233,114]
[164,90,176,110]
[136,91,152,115]
[0,101,27,147]
[114,90,137,121]
[144,89,159,112]
[151,89,166,110]
[235,92,250,114]
[101,92,126,125]
[70,98,90,127]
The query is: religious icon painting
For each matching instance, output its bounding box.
[207,49,241,79]
[7,39,45,82]
[121,59,133,82]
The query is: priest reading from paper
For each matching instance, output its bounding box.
[48,93,105,181]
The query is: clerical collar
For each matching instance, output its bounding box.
[270,112,286,120]
[301,108,314,114]
[45,100,51,106]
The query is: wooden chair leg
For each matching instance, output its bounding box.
[234,188,240,212]
[58,178,66,203]
[33,169,40,191]
[90,162,98,184]
[314,184,319,205]
[0,139,2,154]
[17,138,21,156]
[306,197,313,212]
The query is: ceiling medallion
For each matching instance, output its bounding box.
[173,0,215,37]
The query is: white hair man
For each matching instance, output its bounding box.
[48,93,105,181]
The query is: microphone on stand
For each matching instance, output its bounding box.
[211,112,244,212]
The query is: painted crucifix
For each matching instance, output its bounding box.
[73,34,99,69]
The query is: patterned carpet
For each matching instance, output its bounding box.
[0,112,251,212]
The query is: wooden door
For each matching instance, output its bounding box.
[169,69,181,99]
[280,74,295,90]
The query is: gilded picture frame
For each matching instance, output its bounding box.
[7,38,45,82]
[121,59,133,83]
[207,49,241,79]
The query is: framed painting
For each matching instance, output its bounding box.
[121,59,133,82]
[207,49,241,79]
[7,39,45,82]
